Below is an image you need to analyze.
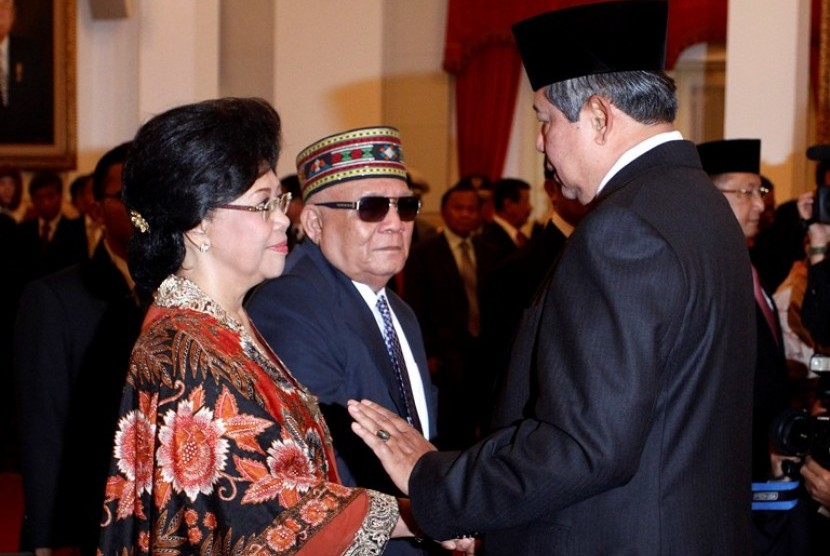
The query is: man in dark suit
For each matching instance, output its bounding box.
[404,182,495,449]
[14,142,143,556]
[478,177,532,262]
[247,126,439,556]
[347,3,756,554]
[699,138,823,554]
[0,0,53,144]
[14,171,88,284]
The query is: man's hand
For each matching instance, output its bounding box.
[348,399,437,495]
[801,456,830,507]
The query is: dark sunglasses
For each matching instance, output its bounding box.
[313,195,421,223]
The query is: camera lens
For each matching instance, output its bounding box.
[771,409,814,456]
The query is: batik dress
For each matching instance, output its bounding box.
[98,275,398,555]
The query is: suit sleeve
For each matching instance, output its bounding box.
[802,258,830,346]
[408,206,686,539]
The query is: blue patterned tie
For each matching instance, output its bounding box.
[376,294,422,431]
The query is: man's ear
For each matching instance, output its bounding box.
[301,204,323,244]
[586,95,612,145]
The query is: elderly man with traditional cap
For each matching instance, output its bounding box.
[346,1,756,554]
[246,126,439,556]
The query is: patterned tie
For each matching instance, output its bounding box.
[458,239,480,337]
[376,294,422,431]
[752,265,780,346]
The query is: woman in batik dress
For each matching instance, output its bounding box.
[97,98,411,555]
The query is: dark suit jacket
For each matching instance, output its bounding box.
[0,35,54,144]
[407,140,756,554]
[13,243,143,554]
[246,240,438,556]
[478,221,520,262]
[403,232,496,448]
[15,215,88,283]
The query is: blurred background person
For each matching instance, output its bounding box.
[13,142,141,556]
[404,181,496,449]
[69,173,102,257]
[13,171,87,284]
[479,177,533,262]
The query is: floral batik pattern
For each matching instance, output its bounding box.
[98,275,397,555]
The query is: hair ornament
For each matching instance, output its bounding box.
[130,210,150,233]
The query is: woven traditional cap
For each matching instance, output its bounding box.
[512,1,669,91]
[296,126,407,200]
[697,139,761,175]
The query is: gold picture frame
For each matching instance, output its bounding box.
[818,0,830,143]
[0,0,76,170]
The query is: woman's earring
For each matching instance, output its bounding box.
[200,242,210,254]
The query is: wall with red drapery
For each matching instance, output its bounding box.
[444,0,822,181]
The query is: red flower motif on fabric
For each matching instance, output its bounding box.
[266,437,316,491]
[265,525,297,552]
[188,527,202,545]
[299,499,328,526]
[203,512,217,529]
[114,408,156,495]
[137,531,150,553]
[157,400,229,502]
[184,508,199,527]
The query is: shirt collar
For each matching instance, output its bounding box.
[596,130,683,195]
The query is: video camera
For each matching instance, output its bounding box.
[807,144,830,224]
[770,354,830,471]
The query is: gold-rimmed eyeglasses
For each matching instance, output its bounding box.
[718,186,770,201]
[217,192,292,221]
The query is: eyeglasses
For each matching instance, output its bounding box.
[313,196,421,223]
[217,192,292,221]
[719,186,770,201]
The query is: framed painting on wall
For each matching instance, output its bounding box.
[0,0,76,170]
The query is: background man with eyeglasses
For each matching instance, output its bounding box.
[247,126,439,556]
[14,142,143,556]
[698,138,812,553]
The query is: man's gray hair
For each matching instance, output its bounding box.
[545,70,677,124]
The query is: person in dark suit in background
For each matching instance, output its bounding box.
[478,159,590,434]
[348,2,756,554]
[14,171,88,284]
[0,0,53,144]
[478,177,532,262]
[13,142,143,556]
[404,182,496,449]
[247,126,439,556]
[698,138,816,555]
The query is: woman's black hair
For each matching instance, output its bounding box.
[123,97,281,301]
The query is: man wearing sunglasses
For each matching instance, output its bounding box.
[247,126,438,556]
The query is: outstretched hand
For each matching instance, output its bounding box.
[348,399,437,495]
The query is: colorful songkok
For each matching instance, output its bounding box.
[296,126,407,201]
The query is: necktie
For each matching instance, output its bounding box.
[515,230,528,248]
[458,239,480,337]
[376,294,422,431]
[752,265,779,345]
